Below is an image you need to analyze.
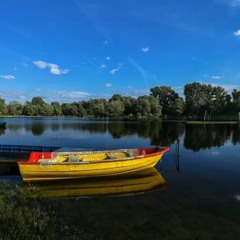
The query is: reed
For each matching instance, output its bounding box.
[0,181,87,239]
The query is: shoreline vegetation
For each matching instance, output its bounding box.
[1,116,239,124]
[0,82,239,122]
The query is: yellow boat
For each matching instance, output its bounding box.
[22,167,167,198]
[18,147,169,181]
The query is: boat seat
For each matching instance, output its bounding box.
[38,159,48,163]
[127,149,138,157]
[105,153,116,159]
[67,156,80,162]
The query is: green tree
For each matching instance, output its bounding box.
[38,103,54,116]
[136,96,151,118]
[7,101,23,116]
[51,102,62,116]
[184,82,205,117]
[29,97,54,116]
[87,99,107,117]
[110,94,124,102]
[22,102,38,116]
[211,86,228,114]
[31,97,45,106]
[150,86,179,115]
[232,89,240,111]
[136,95,162,118]
[171,98,185,118]
[72,102,87,117]
[106,100,124,118]
[0,98,7,115]
[62,103,78,116]
[184,82,228,119]
[122,96,138,118]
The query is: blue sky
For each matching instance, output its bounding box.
[1,0,240,103]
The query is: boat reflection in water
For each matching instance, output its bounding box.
[22,167,167,199]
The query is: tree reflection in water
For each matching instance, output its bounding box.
[184,123,240,151]
[1,119,240,151]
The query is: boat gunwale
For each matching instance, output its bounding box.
[18,147,169,165]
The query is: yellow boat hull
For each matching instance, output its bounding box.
[18,154,164,181]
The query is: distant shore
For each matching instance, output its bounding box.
[1,116,239,124]
[162,120,240,124]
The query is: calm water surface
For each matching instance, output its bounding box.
[0,117,240,240]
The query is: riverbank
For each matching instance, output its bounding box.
[1,116,240,124]
[162,120,240,124]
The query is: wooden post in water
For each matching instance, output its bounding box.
[175,138,180,171]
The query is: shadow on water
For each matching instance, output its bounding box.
[21,168,168,199]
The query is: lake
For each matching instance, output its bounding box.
[0,117,240,239]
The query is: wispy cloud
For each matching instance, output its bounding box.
[0,75,15,80]
[110,68,119,74]
[212,75,224,79]
[58,91,91,99]
[100,64,107,69]
[128,57,157,86]
[33,60,69,75]
[0,91,26,101]
[228,0,240,6]
[141,47,149,53]
[234,29,240,37]
[103,40,109,45]
[75,2,111,41]
[31,90,93,103]
[110,64,122,75]
[106,57,110,61]
[215,0,240,7]
[172,86,184,97]
[205,82,240,92]
[126,88,150,98]
[105,83,112,88]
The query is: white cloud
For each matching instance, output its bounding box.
[172,86,184,97]
[0,75,15,80]
[141,47,149,53]
[106,57,110,60]
[110,68,119,74]
[105,83,112,88]
[33,60,48,69]
[206,82,240,92]
[212,75,224,79]
[230,0,240,6]
[100,64,107,69]
[126,88,150,98]
[33,60,68,75]
[110,64,121,74]
[216,0,240,7]
[59,91,91,99]
[0,91,26,101]
[233,29,240,37]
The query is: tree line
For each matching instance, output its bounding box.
[1,82,240,120]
